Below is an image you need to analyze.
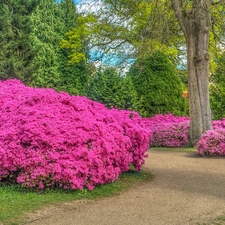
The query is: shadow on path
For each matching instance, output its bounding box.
[23,149,225,225]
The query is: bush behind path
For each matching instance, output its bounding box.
[144,114,225,155]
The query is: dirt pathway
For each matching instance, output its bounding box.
[22,149,225,225]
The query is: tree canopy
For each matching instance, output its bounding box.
[61,0,225,68]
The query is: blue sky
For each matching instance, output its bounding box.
[74,0,81,4]
[74,0,96,5]
[73,0,135,69]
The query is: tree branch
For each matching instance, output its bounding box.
[170,0,187,36]
[211,0,222,5]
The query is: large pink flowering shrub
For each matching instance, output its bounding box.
[0,80,150,190]
[143,114,189,147]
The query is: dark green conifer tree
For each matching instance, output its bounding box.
[30,0,89,95]
[87,67,137,110]
[57,0,89,96]
[0,0,37,81]
[29,0,63,88]
[127,51,184,117]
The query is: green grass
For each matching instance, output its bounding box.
[150,147,197,152]
[213,217,225,225]
[196,216,225,225]
[0,170,152,225]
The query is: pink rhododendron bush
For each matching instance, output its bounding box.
[212,119,225,130]
[196,129,225,156]
[143,114,189,147]
[143,113,225,155]
[196,119,225,156]
[0,80,151,190]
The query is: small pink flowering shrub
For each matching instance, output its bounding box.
[212,119,225,129]
[143,114,189,147]
[196,129,225,156]
[0,80,150,190]
[150,122,189,147]
[143,113,225,154]
[196,119,225,156]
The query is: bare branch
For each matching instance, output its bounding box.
[211,0,222,5]
[171,0,187,36]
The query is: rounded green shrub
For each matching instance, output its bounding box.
[127,51,185,117]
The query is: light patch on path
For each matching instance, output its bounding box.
[22,149,225,225]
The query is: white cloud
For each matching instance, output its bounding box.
[75,0,135,72]
[76,0,102,13]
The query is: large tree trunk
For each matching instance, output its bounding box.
[186,25,212,146]
[172,0,212,146]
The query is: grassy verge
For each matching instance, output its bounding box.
[150,147,197,152]
[0,170,152,225]
[211,216,225,225]
[196,216,225,225]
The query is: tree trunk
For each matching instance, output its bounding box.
[171,0,212,146]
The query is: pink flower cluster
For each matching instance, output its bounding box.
[212,119,225,129]
[143,114,189,147]
[196,119,225,156]
[143,113,225,155]
[0,80,151,190]
[196,129,225,156]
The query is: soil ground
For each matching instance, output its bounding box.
[21,149,225,225]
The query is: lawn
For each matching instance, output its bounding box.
[150,147,197,152]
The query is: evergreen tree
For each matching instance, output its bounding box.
[30,0,89,95]
[0,0,37,81]
[87,67,137,110]
[127,51,184,117]
[57,0,89,96]
[29,0,63,88]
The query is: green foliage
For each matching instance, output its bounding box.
[87,67,137,110]
[57,0,90,96]
[29,0,89,95]
[62,0,183,67]
[58,53,89,96]
[127,51,184,117]
[29,0,62,88]
[0,0,90,96]
[61,14,96,63]
[210,52,225,120]
[177,69,188,89]
[0,0,38,82]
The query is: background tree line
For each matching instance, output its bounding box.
[0,0,89,96]
[1,0,225,137]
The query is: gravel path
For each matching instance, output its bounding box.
[22,149,225,225]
